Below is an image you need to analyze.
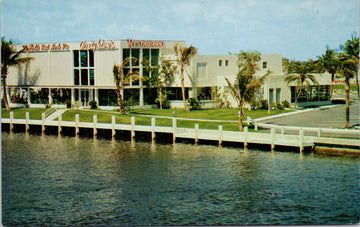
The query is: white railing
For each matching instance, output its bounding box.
[3,111,360,152]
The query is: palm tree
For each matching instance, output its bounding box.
[317,47,339,98]
[174,44,197,112]
[1,38,33,111]
[285,59,319,107]
[341,35,359,97]
[337,36,359,128]
[143,56,177,109]
[113,57,139,115]
[225,50,269,131]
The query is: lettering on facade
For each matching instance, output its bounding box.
[23,43,70,52]
[127,39,164,48]
[80,39,116,52]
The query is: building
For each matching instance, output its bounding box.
[4,39,332,109]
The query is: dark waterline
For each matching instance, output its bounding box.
[2,132,360,226]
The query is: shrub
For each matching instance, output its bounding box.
[282,100,290,108]
[89,100,98,109]
[276,103,284,110]
[259,99,268,109]
[188,98,201,110]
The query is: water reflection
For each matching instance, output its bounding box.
[2,132,359,226]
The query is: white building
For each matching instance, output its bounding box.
[4,39,332,109]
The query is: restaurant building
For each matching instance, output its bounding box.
[4,39,332,109]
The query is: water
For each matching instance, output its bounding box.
[2,132,359,226]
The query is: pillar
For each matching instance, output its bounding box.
[218,125,223,146]
[71,88,75,107]
[48,88,53,105]
[27,88,31,105]
[95,88,99,105]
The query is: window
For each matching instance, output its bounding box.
[225,60,229,66]
[263,61,267,69]
[73,50,95,86]
[132,49,140,66]
[151,49,159,66]
[89,50,94,67]
[81,50,88,67]
[219,60,222,67]
[74,69,79,85]
[81,69,88,85]
[73,51,79,67]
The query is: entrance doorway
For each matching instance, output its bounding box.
[80,89,89,106]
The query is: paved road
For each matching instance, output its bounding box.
[257,103,360,139]
[259,103,360,128]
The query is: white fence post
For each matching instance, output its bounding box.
[271,128,275,151]
[75,114,79,135]
[58,113,62,135]
[244,126,248,148]
[195,123,199,144]
[317,128,321,137]
[25,112,30,133]
[255,122,258,131]
[281,127,285,140]
[218,125,223,146]
[151,117,156,141]
[172,118,177,143]
[41,112,45,133]
[131,116,135,139]
[93,115,97,137]
[9,111,14,132]
[299,129,304,152]
[112,115,116,138]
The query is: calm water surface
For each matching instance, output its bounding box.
[2,132,359,226]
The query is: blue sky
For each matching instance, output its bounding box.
[1,0,358,61]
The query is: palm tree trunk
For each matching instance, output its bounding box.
[3,76,11,111]
[159,87,163,110]
[180,67,189,112]
[118,95,126,115]
[345,79,350,128]
[356,72,360,97]
[238,105,244,131]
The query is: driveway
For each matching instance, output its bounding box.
[257,103,360,138]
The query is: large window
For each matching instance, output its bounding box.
[122,48,160,87]
[73,50,95,86]
[291,85,331,103]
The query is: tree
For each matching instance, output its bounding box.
[317,47,339,97]
[1,38,33,111]
[337,36,359,128]
[143,56,177,109]
[174,44,197,112]
[341,35,359,97]
[285,59,319,107]
[225,50,269,131]
[113,57,139,115]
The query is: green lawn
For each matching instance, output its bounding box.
[2,107,293,131]
[1,108,52,119]
[59,108,292,131]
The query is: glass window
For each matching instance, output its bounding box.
[225,60,229,66]
[81,50,88,67]
[123,49,130,66]
[151,49,159,66]
[143,49,150,63]
[132,49,140,66]
[219,60,222,67]
[89,69,94,85]
[81,69,88,85]
[74,69,79,85]
[263,61,267,69]
[89,50,94,67]
[73,50,79,67]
